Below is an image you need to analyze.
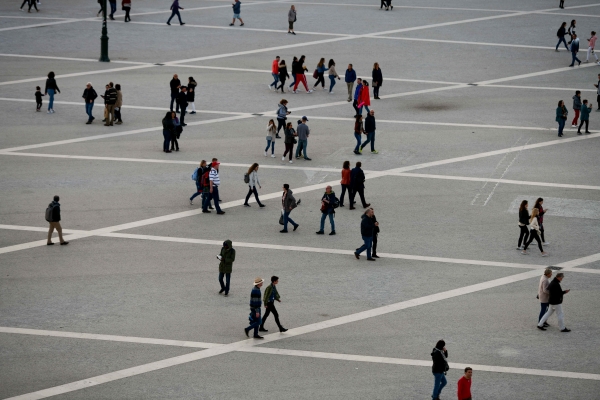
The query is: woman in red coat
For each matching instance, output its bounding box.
[357,81,371,115]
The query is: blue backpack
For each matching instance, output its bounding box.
[191,167,199,181]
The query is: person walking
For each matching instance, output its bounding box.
[313,58,328,90]
[109,0,117,20]
[122,0,131,22]
[516,199,529,250]
[371,207,380,258]
[167,0,185,25]
[230,0,244,26]
[114,84,123,124]
[327,59,340,94]
[584,31,599,63]
[244,163,265,207]
[265,119,277,157]
[44,71,60,114]
[169,74,181,112]
[571,90,581,127]
[339,160,351,207]
[292,55,313,93]
[288,5,296,34]
[372,63,383,99]
[178,86,188,126]
[27,0,39,12]
[280,184,299,232]
[352,78,363,116]
[171,111,181,151]
[521,208,548,256]
[20,0,29,12]
[349,161,370,209]
[282,122,296,163]
[354,208,377,260]
[104,82,118,126]
[353,115,364,155]
[218,240,235,296]
[577,99,592,134]
[277,59,290,93]
[345,64,357,102]
[569,33,581,67]
[295,116,311,160]
[162,111,174,153]
[559,0,564,8]
[533,198,551,245]
[316,185,337,235]
[187,77,197,114]
[203,161,225,214]
[567,19,576,45]
[431,340,449,400]
[594,74,600,111]
[245,277,264,339]
[457,368,473,400]
[357,80,371,115]
[269,56,280,91]
[555,22,569,51]
[259,276,288,332]
[97,0,103,16]
[537,273,571,332]
[538,268,552,328]
[276,99,290,138]
[288,57,298,89]
[556,100,568,137]
[201,158,218,210]
[190,160,207,205]
[360,109,378,154]
[35,86,44,112]
[82,82,97,124]
[46,195,68,246]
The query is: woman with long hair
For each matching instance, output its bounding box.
[372,63,383,99]
[190,160,207,205]
[556,100,568,137]
[277,60,290,93]
[161,111,174,153]
[567,19,576,45]
[244,163,265,207]
[44,71,60,114]
[357,80,371,115]
[533,198,550,245]
[327,59,340,94]
[265,119,277,157]
[556,22,569,51]
[282,122,296,163]
[353,115,364,155]
[170,111,180,151]
[522,208,548,256]
[313,57,328,90]
[276,99,290,139]
[517,200,529,250]
[339,160,351,207]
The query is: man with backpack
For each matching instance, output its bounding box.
[316,185,338,235]
[46,195,68,246]
[280,184,299,233]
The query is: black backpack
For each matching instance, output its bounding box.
[331,196,340,209]
[45,203,57,222]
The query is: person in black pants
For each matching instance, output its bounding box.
[277,60,289,93]
[371,208,380,258]
[349,161,370,210]
[517,200,529,250]
[177,86,188,126]
[109,0,117,19]
[169,74,181,113]
[122,0,131,22]
[259,276,288,333]
[372,63,383,99]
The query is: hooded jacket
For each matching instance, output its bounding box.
[572,95,582,110]
[277,103,288,119]
[431,347,449,374]
[219,240,236,273]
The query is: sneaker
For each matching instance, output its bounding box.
[282,156,285,161]
[268,84,272,91]
[264,151,268,157]
[561,328,571,332]
[167,22,171,25]
[543,322,549,327]
[240,23,244,26]
[47,110,51,114]
[584,60,590,63]
[516,246,523,250]
[292,90,297,94]
[259,204,265,208]
[189,199,193,205]
[541,252,548,257]
[329,91,334,94]
[542,242,550,245]
[371,150,379,154]
[293,224,299,231]
[571,125,577,128]
[229,23,234,26]
[358,147,363,153]
[289,160,293,164]
[307,89,313,93]
[521,250,527,255]
[190,111,196,114]
[292,32,296,35]
[296,156,301,159]
[180,22,185,25]
[537,325,546,331]
[271,154,275,158]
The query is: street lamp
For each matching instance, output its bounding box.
[100,0,110,62]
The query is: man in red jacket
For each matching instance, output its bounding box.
[269,56,280,90]
[457,367,472,400]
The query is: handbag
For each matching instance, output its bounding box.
[279,210,284,225]
[313,69,318,79]
[293,138,297,144]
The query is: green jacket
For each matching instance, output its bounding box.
[263,283,280,303]
[218,240,236,273]
[580,104,592,121]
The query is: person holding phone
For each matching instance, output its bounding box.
[218,240,235,296]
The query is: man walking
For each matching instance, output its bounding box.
[360,109,378,154]
[259,276,288,333]
[349,161,370,210]
[594,74,600,110]
[280,184,299,233]
[178,86,188,126]
[109,0,117,20]
[295,116,311,160]
[82,82,97,125]
[537,272,571,332]
[46,195,68,246]
[352,78,363,117]
[104,82,118,126]
[167,0,185,25]
[169,74,181,113]
[218,240,235,296]
[269,56,280,90]
[316,185,337,235]
[345,64,356,102]
[585,31,599,64]
[230,0,243,26]
[244,277,264,339]
[569,33,581,67]
[571,90,581,128]
[354,208,377,261]
[203,161,226,214]
[457,368,473,400]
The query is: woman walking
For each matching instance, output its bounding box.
[282,122,296,163]
[187,77,197,114]
[357,80,371,115]
[292,55,312,93]
[328,59,340,94]
[431,340,449,400]
[171,111,180,151]
[190,160,207,205]
[161,111,174,153]
[276,99,291,138]
[517,200,530,250]
[277,60,289,93]
[265,119,277,157]
[122,0,131,22]
[556,100,568,137]
[44,71,60,114]
[313,57,328,90]
[114,84,123,124]
[372,63,383,99]
[521,208,548,256]
[567,20,576,45]
[244,163,265,207]
[538,268,552,327]
[287,5,296,35]
[556,22,569,51]
[533,198,551,245]
[339,160,351,207]
[353,115,364,155]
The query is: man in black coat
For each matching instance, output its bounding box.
[170,74,181,113]
[354,207,377,260]
[361,109,378,154]
[349,161,370,210]
[82,82,97,124]
[537,273,571,332]
[178,86,188,126]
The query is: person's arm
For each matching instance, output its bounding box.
[210,179,214,193]
[542,279,550,294]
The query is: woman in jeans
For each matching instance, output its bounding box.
[276,99,290,138]
[556,100,567,137]
[265,119,277,157]
[170,111,180,151]
[517,200,529,250]
[313,57,328,90]
[431,340,448,400]
[339,160,351,207]
[522,208,548,256]
[533,197,550,245]
[328,59,340,94]
[372,62,383,99]
[244,163,265,207]
[190,160,207,205]
[161,111,174,153]
[44,71,60,114]
[353,115,364,155]
[282,122,296,163]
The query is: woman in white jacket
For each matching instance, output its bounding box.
[265,119,277,157]
[537,268,552,326]
[244,163,265,207]
[522,208,547,256]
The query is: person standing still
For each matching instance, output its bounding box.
[354,208,377,260]
[571,90,581,127]
[538,268,552,328]
[244,163,265,207]
[360,109,378,154]
[316,185,337,235]
[577,99,592,134]
[295,116,311,160]
[569,33,581,67]
[169,74,181,112]
[230,0,243,26]
[269,56,280,90]
[288,5,296,34]
[372,63,383,99]
[537,273,571,332]
[431,340,449,400]
[109,0,117,20]
[282,122,296,163]
[187,77,197,114]
[556,100,568,137]
[218,240,235,296]
[594,74,600,110]
[46,195,68,245]
[122,0,131,22]
[114,84,123,124]
[167,0,185,25]
[280,184,299,233]
[104,82,118,126]
[44,71,60,114]
[457,368,473,400]
[178,86,188,126]
[371,208,380,258]
[559,0,564,8]
[353,115,364,155]
[339,160,351,207]
[245,277,264,339]
[276,99,291,138]
[345,64,356,102]
[349,161,370,209]
[162,111,174,153]
[260,276,288,332]
[82,82,97,124]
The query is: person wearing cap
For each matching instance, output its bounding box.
[431,339,449,400]
[245,277,264,339]
[218,240,235,296]
[260,276,288,333]
[203,161,225,214]
[295,116,311,160]
[177,86,188,126]
[537,272,571,332]
[280,184,299,233]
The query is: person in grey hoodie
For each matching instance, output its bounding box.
[295,116,311,160]
[571,90,582,127]
[276,99,290,139]
[244,163,265,207]
[287,5,296,35]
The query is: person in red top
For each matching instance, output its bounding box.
[269,56,280,90]
[457,367,473,400]
[339,160,351,207]
[357,80,371,115]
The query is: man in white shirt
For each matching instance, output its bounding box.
[203,161,225,214]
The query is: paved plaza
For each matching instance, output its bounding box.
[1,0,600,398]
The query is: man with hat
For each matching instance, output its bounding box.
[295,116,311,161]
[177,86,188,126]
[218,240,235,296]
[245,277,264,339]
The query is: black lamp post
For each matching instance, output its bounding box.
[100,0,110,62]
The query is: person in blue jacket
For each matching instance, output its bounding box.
[345,64,357,102]
[556,100,568,137]
[569,33,581,67]
[230,0,244,26]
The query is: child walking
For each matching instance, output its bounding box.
[35,86,44,112]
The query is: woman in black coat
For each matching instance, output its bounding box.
[372,63,383,99]
[431,340,449,400]
[162,111,174,153]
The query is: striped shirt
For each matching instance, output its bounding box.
[250,286,262,311]
[209,168,220,186]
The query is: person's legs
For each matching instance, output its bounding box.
[361,132,373,151]
[85,103,92,120]
[29,1,38,11]
[538,305,555,326]
[180,107,186,125]
[354,132,362,152]
[439,374,447,396]
[301,139,308,158]
[522,230,537,250]
[356,236,373,258]
[218,272,226,292]
[319,213,326,232]
[584,119,590,132]
[110,1,116,17]
[356,188,367,207]
[293,74,301,91]
[261,303,272,328]
[244,186,253,205]
[570,52,576,66]
[533,233,544,252]
[252,186,262,205]
[278,78,286,92]
[270,73,279,88]
[246,312,261,337]
[270,140,275,154]
[587,47,593,61]
[328,213,335,232]
[269,303,282,328]
[340,184,347,206]
[175,9,183,23]
[518,225,529,248]
[115,107,122,123]
[300,75,309,91]
[538,302,549,322]
[212,187,222,212]
[190,183,202,201]
[349,188,356,208]
[54,222,64,243]
[432,373,444,399]
[265,138,272,152]
[347,82,354,101]
[202,191,212,211]
[277,118,286,135]
[170,93,176,111]
[20,0,28,9]
[284,211,297,229]
[37,101,42,111]
[170,136,179,151]
[370,132,376,151]
[162,130,170,151]
[47,89,54,110]
[372,233,378,256]
[189,102,195,112]
[225,273,230,294]
[555,304,565,330]
[558,119,565,136]
[47,223,55,243]
[572,109,580,126]
[167,10,175,23]
[125,7,131,21]
[289,75,296,88]
[373,85,379,98]
[329,76,336,92]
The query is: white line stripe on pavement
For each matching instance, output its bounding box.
[373,35,555,50]
[0,53,152,65]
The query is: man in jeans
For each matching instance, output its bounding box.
[538,272,571,332]
[360,109,378,154]
[280,184,299,233]
[345,64,356,102]
[244,277,264,339]
[82,82,97,125]
[295,116,311,160]
[46,195,68,246]
[354,208,377,260]
[352,78,363,117]
[269,56,280,90]
[203,161,225,215]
